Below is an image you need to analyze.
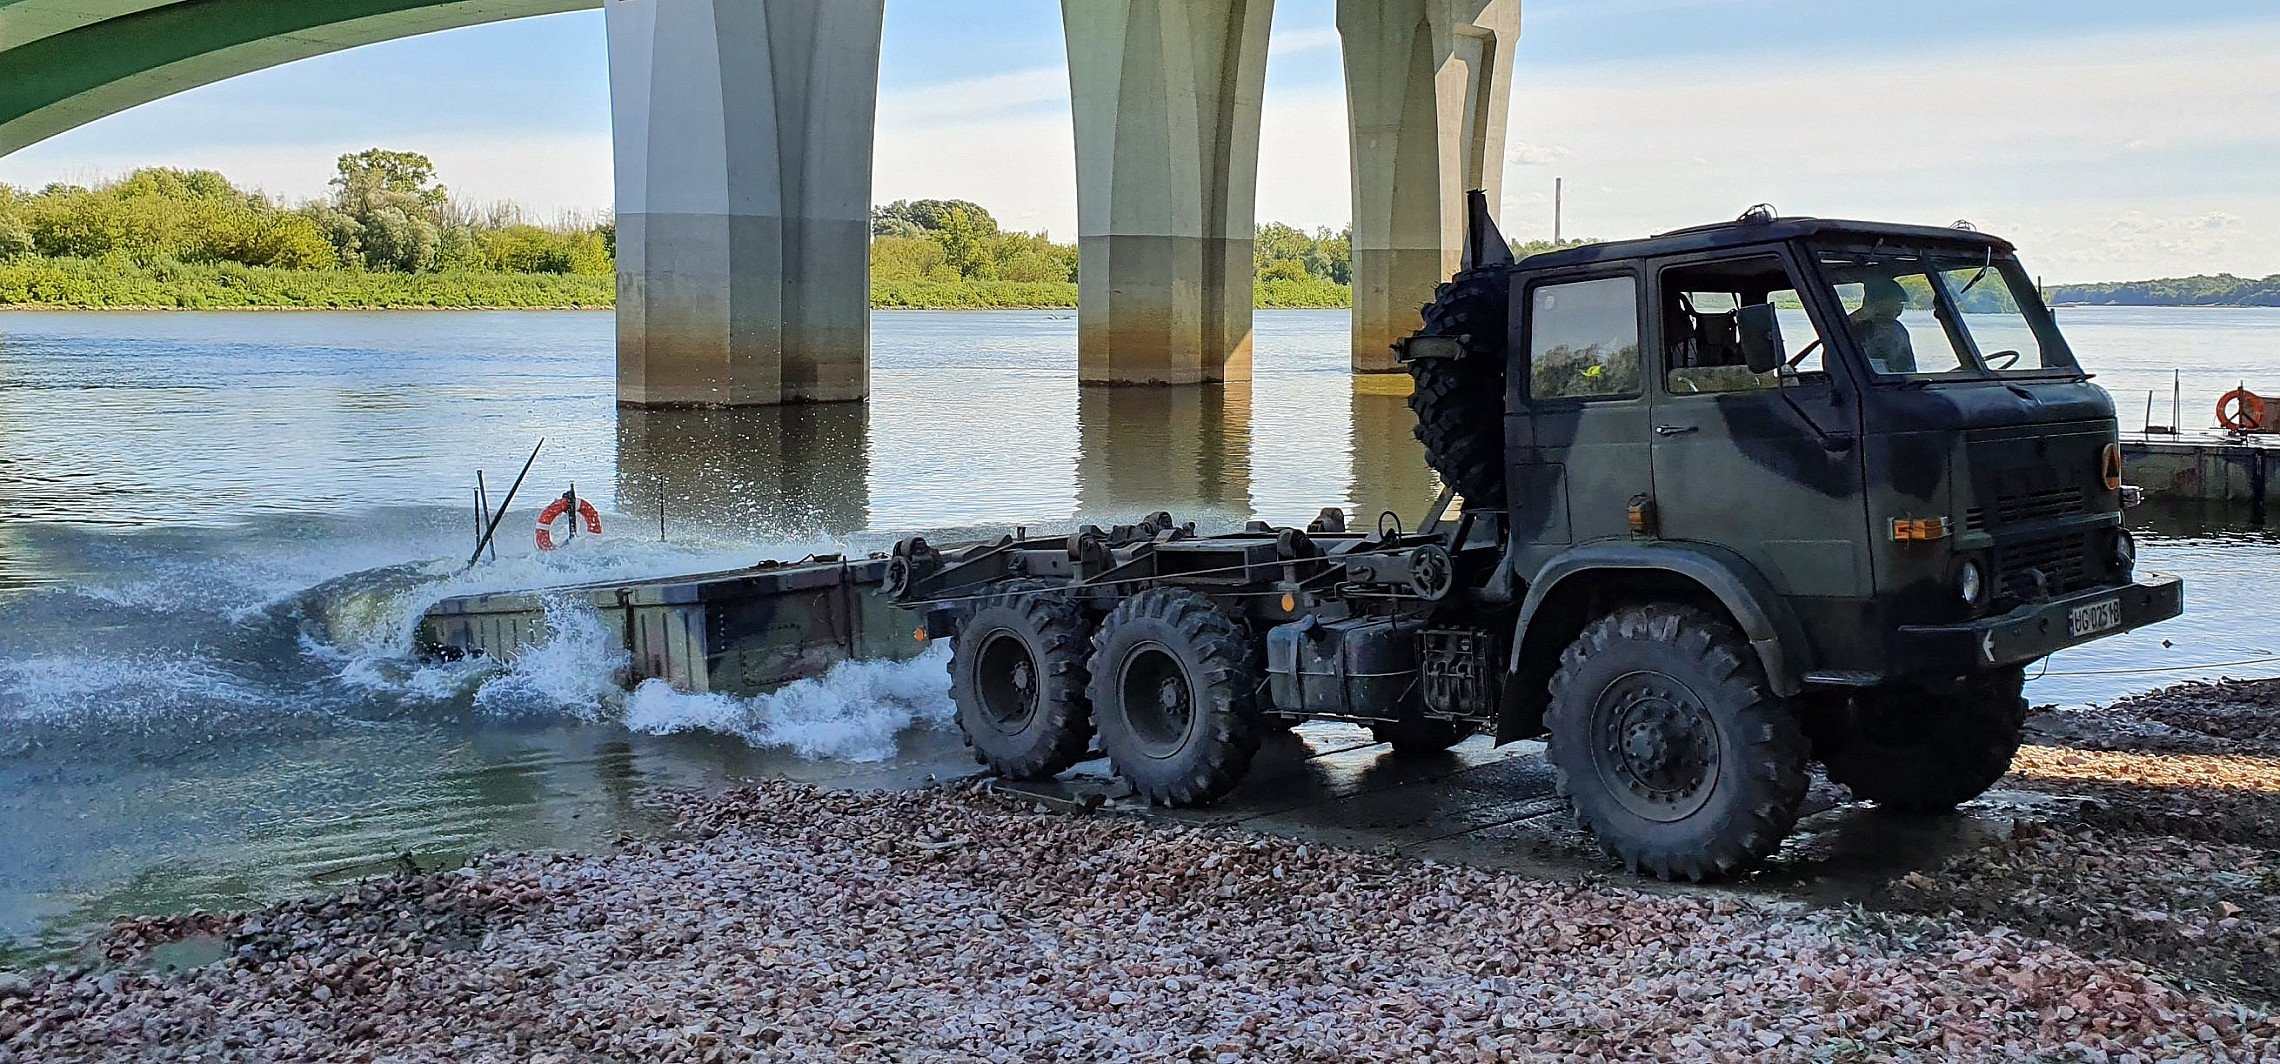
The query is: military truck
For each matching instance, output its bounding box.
[885,195,2184,882]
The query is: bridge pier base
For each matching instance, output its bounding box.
[1339,0,1520,374]
[1062,0,1274,386]
[608,0,883,407]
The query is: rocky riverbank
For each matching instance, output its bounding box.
[8,678,2280,1061]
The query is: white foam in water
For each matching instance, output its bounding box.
[0,652,276,725]
[622,643,954,762]
[468,596,630,719]
[255,524,963,760]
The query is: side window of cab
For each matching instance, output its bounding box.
[1659,256,1829,396]
[1527,275,1642,401]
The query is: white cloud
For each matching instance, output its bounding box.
[1506,142,1571,167]
[1269,27,1340,58]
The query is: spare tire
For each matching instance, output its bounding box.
[1404,268,1512,509]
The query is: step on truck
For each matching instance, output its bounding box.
[885,194,2184,882]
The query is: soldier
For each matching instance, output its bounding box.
[1848,276,1918,373]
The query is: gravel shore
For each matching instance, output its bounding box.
[9,679,2280,1062]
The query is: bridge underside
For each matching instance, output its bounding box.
[1,0,1522,407]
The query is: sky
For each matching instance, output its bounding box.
[3,0,2277,283]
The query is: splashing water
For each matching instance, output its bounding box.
[622,644,955,762]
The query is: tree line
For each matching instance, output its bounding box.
[869,198,1355,307]
[2046,274,2280,308]
[0,150,613,277]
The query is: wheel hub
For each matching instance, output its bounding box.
[1594,675,1719,820]
[975,631,1041,731]
[1118,645,1196,758]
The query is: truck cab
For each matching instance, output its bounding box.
[1480,213,2180,691]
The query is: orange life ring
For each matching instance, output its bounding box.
[2217,388,2267,432]
[535,496,602,550]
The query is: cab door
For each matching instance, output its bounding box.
[1506,268,1654,575]
[1645,249,1869,604]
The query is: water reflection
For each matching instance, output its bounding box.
[1074,384,1253,527]
[615,404,872,540]
[1348,377,1441,527]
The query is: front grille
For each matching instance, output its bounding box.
[1964,429,2103,533]
[1996,531,2100,601]
[1964,486,2087,533]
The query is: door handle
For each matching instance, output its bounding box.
[1654,424,1698,436]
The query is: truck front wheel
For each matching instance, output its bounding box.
[949,580,1095,780]
[1087,588,1262,806]
[1818,668,2027,814]
[1546,604,1809,882]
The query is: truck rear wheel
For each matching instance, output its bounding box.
[1370,718,1469,756]
[949,580,1094,780]
[1546,604,1808,882]
[1086,588,1262,806]
[1819,668,2027,813]
[1406,269,1510,509]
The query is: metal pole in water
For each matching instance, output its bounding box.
[477,470,496,562]
[566,481,578,546]
[657,473,667,542]
[468,439,544,568]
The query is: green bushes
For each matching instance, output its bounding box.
[870,199,1079,284]
[0,151,618,281]
[0,153,1366,310]
[0,256,613,309]
[871,279,1077,309]
[1255,277,1352,309]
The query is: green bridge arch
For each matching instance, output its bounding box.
[0,0,593,154]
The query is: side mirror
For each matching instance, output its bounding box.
[1737,303,1784,374]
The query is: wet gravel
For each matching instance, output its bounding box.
[11,678,2280,1061]
[6,781,2278,1060]
[1878,677,2280,1009]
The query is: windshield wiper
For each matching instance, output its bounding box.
[1957,247,1994,295]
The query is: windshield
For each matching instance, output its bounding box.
[1813,244,2082,379]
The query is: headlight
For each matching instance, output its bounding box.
[2113,528,2137,571]
[1958,559,1986,607]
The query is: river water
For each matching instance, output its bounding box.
[1,306,2274,962]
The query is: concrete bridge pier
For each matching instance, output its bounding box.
[1339,0,1521,374]
[608,0,884,407]
[1062,0,1274,386]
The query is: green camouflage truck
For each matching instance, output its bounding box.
[887,195,2183,881]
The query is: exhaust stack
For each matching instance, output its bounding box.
[1460,189,1515,272]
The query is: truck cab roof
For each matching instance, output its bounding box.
[1517,216,2015,272]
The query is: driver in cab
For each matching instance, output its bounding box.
[1847,276,1917,373]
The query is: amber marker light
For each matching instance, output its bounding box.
[1280,593,1297,612]
[1626,496,1657,535]
[1891,517,1952,542]
[914,627,929,643]
[2101,443,2124,492]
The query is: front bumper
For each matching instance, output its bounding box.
[1896,573,2184,671]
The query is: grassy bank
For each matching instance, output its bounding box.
[0,259,1359,311]
[0,256,613,310]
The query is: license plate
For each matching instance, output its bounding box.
[2068,597,2123,638]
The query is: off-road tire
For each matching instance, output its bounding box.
[949,580,1094,780]
[1406,268,1511,509]
[1545,604,1809,882]
[1819,668,2028,814]
[1370,718,1469,756]
[1086,588,1263,806]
